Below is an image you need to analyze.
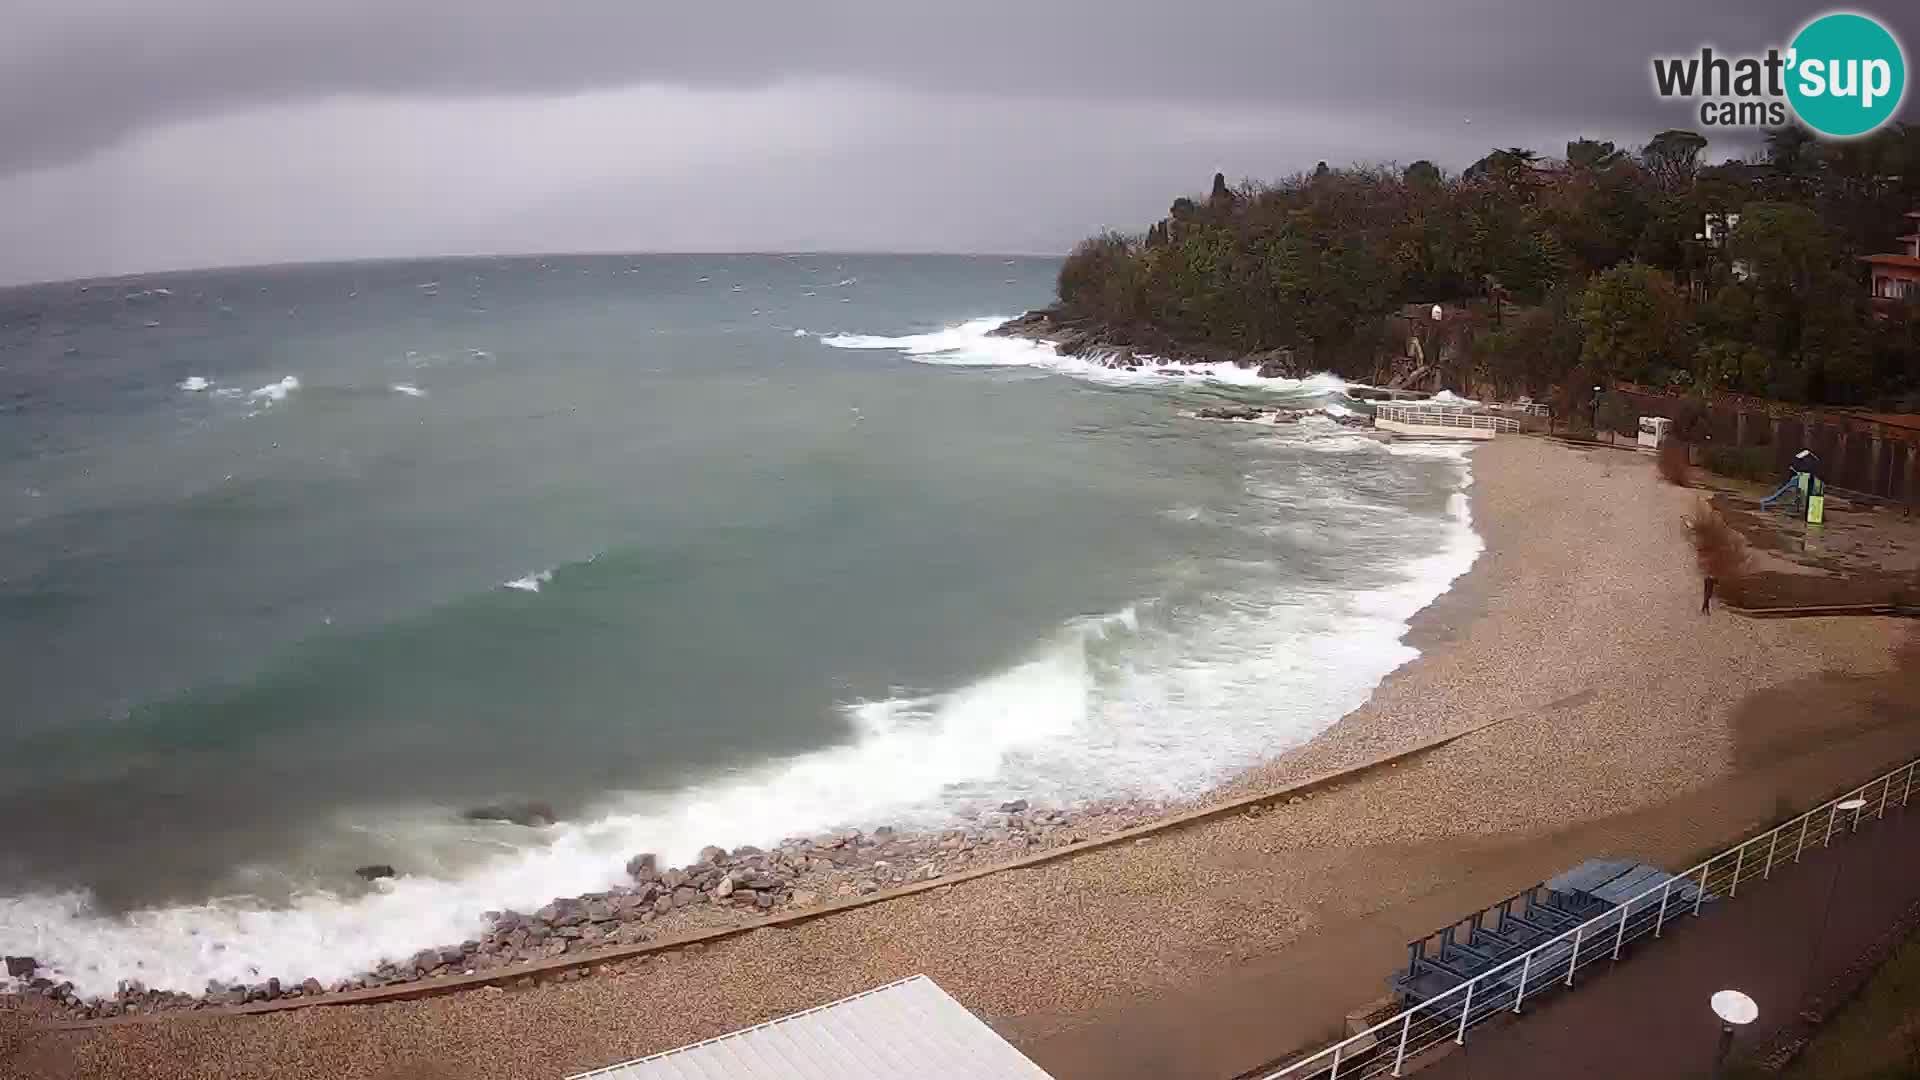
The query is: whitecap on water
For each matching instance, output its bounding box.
[822,317,1358,401]
[248,376,300,404]
[502,569,554,593]
[178,376,210,392]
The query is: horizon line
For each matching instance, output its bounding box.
[0,248,1072,292]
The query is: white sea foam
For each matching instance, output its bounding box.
[0,327,1482,998]
[821,316,1357,397]
[248,376,301,403]
[391,383,426,398]
[178,376,210,392]
[503,569,554,593]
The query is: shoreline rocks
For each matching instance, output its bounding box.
[991,308,1300,378]
[2,796,1173,1022]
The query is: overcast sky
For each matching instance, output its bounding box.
[1,1,1914,284]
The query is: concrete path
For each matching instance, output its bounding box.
[1018,733,1920,1080]
[1414,796,1920,1080]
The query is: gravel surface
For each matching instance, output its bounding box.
[9,437,1909,1080]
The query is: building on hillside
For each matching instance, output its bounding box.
[1863,209,1920,312]
[1698,212,1751,282]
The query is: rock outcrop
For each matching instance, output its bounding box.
[991,309,1300,378]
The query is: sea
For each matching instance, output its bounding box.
[0,253,1480,997]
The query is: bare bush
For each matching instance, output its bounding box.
[1684,497,1751,602]
[1656,439,1692,487]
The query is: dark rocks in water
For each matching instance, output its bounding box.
[1197,405,1265,421]
[300,977,324,997]
[625,852,659,881]
[354,864,396,882]
[5,956,36,979]
[998,799,1029,813]
[990,308,1303,379]
[462,801,557,827]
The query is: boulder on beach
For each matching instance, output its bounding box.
[461,801,558,827]
[4,956,36,979]
[354,864,396,882]
[625,852,659,881]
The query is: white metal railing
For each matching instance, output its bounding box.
[1489,401,1552,417]
[1261,755,1920,1080]
[1373,404,1522,434]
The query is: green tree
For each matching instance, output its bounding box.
[1565,138,1625,173]
[1403,160,1442,188]
[1578,263,1691,384]
[1641,129,1709,192]
[1718,202,1870,401]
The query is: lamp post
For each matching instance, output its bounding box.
[1709,989,1758,1079]
[1806,797,1871,1001]
[1591,385,1604,439]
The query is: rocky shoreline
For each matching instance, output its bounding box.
[990,308,1302,378]
[2,796,1175,1022]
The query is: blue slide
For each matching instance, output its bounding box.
[1760,475,1798,508]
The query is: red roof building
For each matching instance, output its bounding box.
[1863,210,1920,309]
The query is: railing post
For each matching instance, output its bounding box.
[1763,826,1780,880]
[1796,813,1812,862]
[1654,879,1673,938]
[1824,803,1841,847]
[1611,902,1630,960]
[1904,762,1915,807]
[1391,1010,1412,1077]
[1879,775,1894,819]
[1328,1043,1342,1080]
[1564,926,1583,987]
[1693,860,1710,916]
[1455,980,1475,1045]
[1513,953,1532,1013]
[1729,842,1747,898]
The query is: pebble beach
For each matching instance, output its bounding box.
[7,436,1914,1080]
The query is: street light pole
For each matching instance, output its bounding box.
[1806,797,1871,1000]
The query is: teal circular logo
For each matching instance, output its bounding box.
[1786,12,1906,137]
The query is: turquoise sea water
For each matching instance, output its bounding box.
[0,253,1477,995]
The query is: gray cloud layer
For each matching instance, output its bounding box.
[1,0,1914,283]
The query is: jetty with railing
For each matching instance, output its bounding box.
[1373,403,1520,440]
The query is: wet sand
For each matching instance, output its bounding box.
[9,437,1916,1080]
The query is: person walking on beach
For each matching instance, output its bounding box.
[1702,575,1716,614]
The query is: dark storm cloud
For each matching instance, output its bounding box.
[5,0,1903,177]
[2,1,1916,283]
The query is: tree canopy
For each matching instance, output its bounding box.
[1054,123,1920,408]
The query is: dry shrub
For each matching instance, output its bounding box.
[1656,439,1692,487]
[1684,497,1750,601]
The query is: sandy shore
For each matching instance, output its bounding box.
[8,437,1916,1080]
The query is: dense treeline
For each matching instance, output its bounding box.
[1057,126,1920,409]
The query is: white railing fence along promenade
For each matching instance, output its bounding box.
[1261,755,1920,1080]
[1372,404,1521,434]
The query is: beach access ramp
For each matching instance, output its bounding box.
[563,974,1057,1080]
